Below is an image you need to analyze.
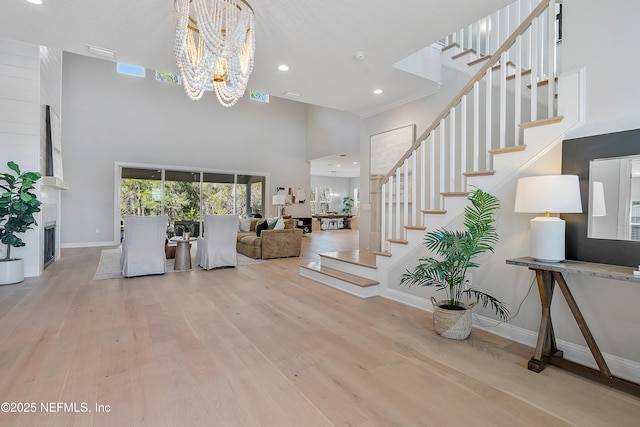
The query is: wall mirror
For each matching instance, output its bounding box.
[588,155,640,241]
[562,128,640,267]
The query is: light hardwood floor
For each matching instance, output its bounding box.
[0,230,639,426]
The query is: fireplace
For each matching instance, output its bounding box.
[44,222,55,269]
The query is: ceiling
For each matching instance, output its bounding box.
[2,0,512,179]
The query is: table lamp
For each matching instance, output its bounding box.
[272,194,286,217]
[514,174,582,262]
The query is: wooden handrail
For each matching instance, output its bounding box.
[380,0,552,186]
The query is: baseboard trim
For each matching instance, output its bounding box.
[381,288,640,384]
[61,241,117,249]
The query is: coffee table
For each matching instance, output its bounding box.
[172,237,196,270]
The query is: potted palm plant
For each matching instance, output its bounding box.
[0,161,42,285]
[400,187,509,339]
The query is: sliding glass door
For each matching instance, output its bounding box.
[119,165,267,239]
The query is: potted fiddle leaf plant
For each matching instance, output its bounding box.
[0,161,42,285]
[400,187,509,339]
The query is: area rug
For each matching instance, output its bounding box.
[93,247,267,281]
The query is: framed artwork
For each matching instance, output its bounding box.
[370,124,416,177]
[45,105,63,180]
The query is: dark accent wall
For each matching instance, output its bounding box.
[562,128,640,267]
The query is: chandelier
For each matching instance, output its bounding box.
[174,0,255,106]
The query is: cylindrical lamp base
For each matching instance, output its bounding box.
[530,217,565,262]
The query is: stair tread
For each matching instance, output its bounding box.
[300,262,379,287]
[451,49,477,60]
[519,115,564,129]
[441,192,469,197]
[468,55,491,66]
[463,170,496,177]
[372,251,392,258]
[442,42,459,52]
[527,76,559,89]
[489,145,527,155]
[319,250,377,269]
[404,225,426,230]
[388,239,408,245]
[421,209,447,214]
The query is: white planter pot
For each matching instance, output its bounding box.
[0,259,24,285]
[431,297,477,340]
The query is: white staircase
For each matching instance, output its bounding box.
[299,0,584,300]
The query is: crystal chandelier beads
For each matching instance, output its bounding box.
[174,0,255,106]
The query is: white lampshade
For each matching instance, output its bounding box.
[591,181,606,217]
[514,175,583,214]
[514,175,582,263]
[272,195,286,206]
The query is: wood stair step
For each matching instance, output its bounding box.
[519,115,564,129]
[527,77,559,89]
[421,209,447,214]
[489,145,527,155]
[319,250,377,269]
[451,49,477,60]
[463,170,496,177]
[300,262,379,288]
[442,42,459,52]
[506,69,532,80]
[492,60,516,71]
[372,250,392,258]
[404,225,426,231]
[388,239,408,245]
[441,192,469,197]
[468,55,491,66]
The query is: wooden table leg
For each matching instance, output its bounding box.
[552,271,612,378]
[529,269,563,372]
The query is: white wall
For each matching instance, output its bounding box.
[562,0,640,138]
[355,0,640,378]
[306,105,360,161]
[61,53,312,246]
[0,39,43,277]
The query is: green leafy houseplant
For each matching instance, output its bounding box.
[342,196,354,213]
[0,161,42,260]
[400,188,509,321]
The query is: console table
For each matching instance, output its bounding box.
[312,214,353,230]
[506,257,640,396]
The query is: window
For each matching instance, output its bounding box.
[117,62,146,78]
[310,186,331,214]
[631,201,640,241]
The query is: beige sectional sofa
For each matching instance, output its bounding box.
[236,218,303,259]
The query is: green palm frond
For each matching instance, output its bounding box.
[400,187,509,321]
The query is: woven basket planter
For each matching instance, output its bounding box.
[430,297,477,340]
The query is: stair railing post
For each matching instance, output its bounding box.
[371,175,382,253]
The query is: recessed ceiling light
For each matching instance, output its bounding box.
[336,165,341,167]
[278,64,290,71]
[373,89,383,95]
[25,0,43,4]
[283,91,302,98]
[353,162,359,165]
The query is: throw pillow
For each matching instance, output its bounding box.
[274,217,285,230]
[256,220,269,237]
[239,218,252,232]
[267,218,278,230]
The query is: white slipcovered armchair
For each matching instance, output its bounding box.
[121,215,168,278]
[196,214,239,269]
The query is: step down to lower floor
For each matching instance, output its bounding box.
[299,261,380,298]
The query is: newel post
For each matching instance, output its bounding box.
[369,174,382,252]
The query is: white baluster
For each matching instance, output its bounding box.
[515,35,522,146]
[473,81,480,171]
[381,182,386,250]
[461,94,467,175]
[485,68,492,170]
[411,150,417,224]
[449,108,456,192]
[420,139,426,214]
[530,17,538,122]
[547,0,556,117]
[430,131,436,210]
[439,120,445,207]
[404,159,409,229]
[500,52,507,149]
[395,168,401,239]
[388,175,393,241]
